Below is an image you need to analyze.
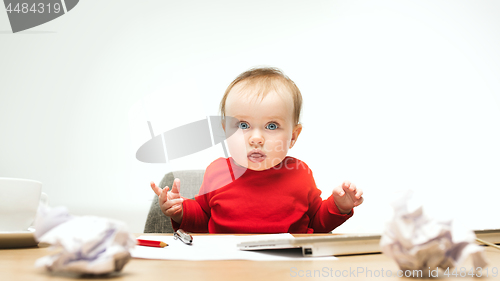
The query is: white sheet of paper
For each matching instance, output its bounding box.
[131,234,338,261]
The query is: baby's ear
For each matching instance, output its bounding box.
[290,124,303,148]
[292,124,302,139]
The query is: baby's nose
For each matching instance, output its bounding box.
[249,133,264,145]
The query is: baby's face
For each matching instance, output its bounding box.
[224,85,302,171]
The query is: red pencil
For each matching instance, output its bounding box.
[137,239,168,248]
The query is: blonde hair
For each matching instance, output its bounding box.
[219,67,303,125]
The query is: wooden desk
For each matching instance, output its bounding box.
[1,234,499,281]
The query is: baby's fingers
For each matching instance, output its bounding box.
[343,181,357,193]
[336,181,352,196]
[353,197,364,207]
[355,188,363,200]
[342,181,351,190]
[159,185,169,204]
[336,188,345,196]
[162,199,184,216]
[162,198,184,209]
[171,178,181,195]
[166,204,183,217]
[343,182,361,198]
[150,182,162,196]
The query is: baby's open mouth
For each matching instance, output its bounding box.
[247,150,267,163]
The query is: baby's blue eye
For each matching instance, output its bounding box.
[266,123,278,130]
[238,122,249,129]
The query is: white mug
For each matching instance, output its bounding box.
[0,178,49,232]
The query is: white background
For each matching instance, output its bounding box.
[1,0,500,233]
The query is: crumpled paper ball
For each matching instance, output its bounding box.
[34,206,136,275]
[380,191,487,272]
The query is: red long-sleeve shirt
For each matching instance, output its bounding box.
[172,156,353,233]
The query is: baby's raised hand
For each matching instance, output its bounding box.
[150,178,184,223]
[332,181,363,214]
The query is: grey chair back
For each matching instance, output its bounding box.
[143,170,205,233]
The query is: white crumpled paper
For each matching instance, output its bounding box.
[34,206,136,275]
[380,191,487,272]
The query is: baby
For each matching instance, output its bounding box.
[151,67,363,233]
